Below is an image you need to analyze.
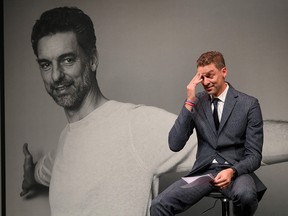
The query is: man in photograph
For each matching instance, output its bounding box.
[20,6,197,216]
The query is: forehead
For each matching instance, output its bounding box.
[197,63,218,74]
[37,32,80,59]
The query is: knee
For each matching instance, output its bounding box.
[150,198,160,210]
[150,198,165,215]
[233,189,258,206]
[232,190,258,216]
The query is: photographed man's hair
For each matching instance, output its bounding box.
[196,51,226,70]
[31,7,96,57]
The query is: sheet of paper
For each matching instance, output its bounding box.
[181,174,214,188]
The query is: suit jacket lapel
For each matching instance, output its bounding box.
[218,86,238,133]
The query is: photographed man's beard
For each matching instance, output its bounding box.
[48,73,92,110]
[51,89,88,110]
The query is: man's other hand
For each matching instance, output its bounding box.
[20,143,37,197]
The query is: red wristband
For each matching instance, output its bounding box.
[185,101,195,107]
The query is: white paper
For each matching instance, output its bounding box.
[181,173,214,188]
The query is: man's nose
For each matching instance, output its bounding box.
[202,77,209,85]
[51,65,64,82]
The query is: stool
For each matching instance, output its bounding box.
[206,191,230,216]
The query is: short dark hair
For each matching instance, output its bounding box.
[31,7,96,57]
[196,51,225,70]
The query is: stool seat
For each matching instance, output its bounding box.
[207,191,228,199]
[206,191,230,216]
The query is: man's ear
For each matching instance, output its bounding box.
[221,66,227,78]
[90,48,99,72]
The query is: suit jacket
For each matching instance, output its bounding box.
[169,84,267,200]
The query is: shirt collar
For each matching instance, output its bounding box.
[211,83,229,103]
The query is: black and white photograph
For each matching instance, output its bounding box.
[3,0,288,215]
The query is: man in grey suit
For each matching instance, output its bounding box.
[150,51,266,216]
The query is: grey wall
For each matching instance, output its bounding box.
[4,0,288,215]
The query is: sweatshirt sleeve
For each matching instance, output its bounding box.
[34,150,55,186]
[129,105,197,176]
[261,120,288,165]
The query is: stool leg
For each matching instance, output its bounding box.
[221,198,230,216]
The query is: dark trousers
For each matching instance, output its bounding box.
[150,164,258,216]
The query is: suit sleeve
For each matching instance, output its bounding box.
[233,99,263,176]
[168,105,195,152]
